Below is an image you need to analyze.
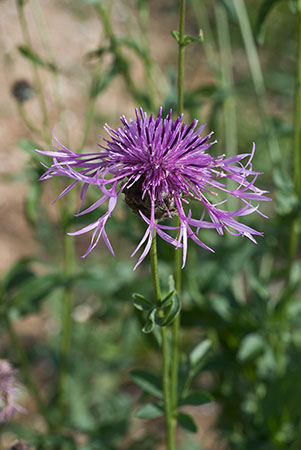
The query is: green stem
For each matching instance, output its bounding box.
[3,314,51,429]
[161,327,174,450]
[232,0,281,166]
[150,232,174,450]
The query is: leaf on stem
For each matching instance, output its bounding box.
[179,390,213,406]
[255,0,284,45]
[132,293,153,311]
[178,412,198,433]
[25,183,42,226]
[171,30,204,46]
[237,332,265,361]
[19,139,48,165]
[89,65,118,99]
[154,292,180,327]
[190,339,212,369]
[130,370,163,399]
[142,309,156,333]
[9,273,76,316]
[18,46,57,72]
[135,402,164,419]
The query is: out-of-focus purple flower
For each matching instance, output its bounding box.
[37,108,270,269]
[0,360,25,422]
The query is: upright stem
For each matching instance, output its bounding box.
[171,0,186,439]
[150,232,174,450]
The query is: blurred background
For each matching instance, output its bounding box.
[0,0,300,449]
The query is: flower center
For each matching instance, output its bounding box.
[124,178,177,221]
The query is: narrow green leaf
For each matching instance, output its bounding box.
[155,292,180,327]
[161,290,176,307]
[179,390,212,407]
[142,309,156,334]
[25,183,42,225]
[171,30,180,43]
[76,0,103,4]
[190,339,212,368]
[132,293,153,311]
[2,258,35,294]
[89,65,118,99]
[183,30,204,46]
[116,38,148,60]
[86,46,109,59]
[11,273,74,316]
[130,370,162,398]
[168,274,175,291]
[18,46,57,72]
[237,333,265,362]
[255,0,283,45]
[289,0,297,13]
[135,402,164,419]
[19,139,48,165]
[178,412,198,433]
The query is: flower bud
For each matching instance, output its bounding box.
[11,80,34,103]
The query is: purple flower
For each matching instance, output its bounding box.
[0,360,25,422]
[37,108,270,269]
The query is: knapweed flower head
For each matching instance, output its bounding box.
[0,359,25,422]
[37,108,269,269]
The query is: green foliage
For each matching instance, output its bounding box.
[171,30,204,46]
[133,276,181,332]
[178,412,198,433]
[135,402,164,419]
[18,46,57,72]
[179,390,212,406]
[256,0,285,44]
[130,369,163,398]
